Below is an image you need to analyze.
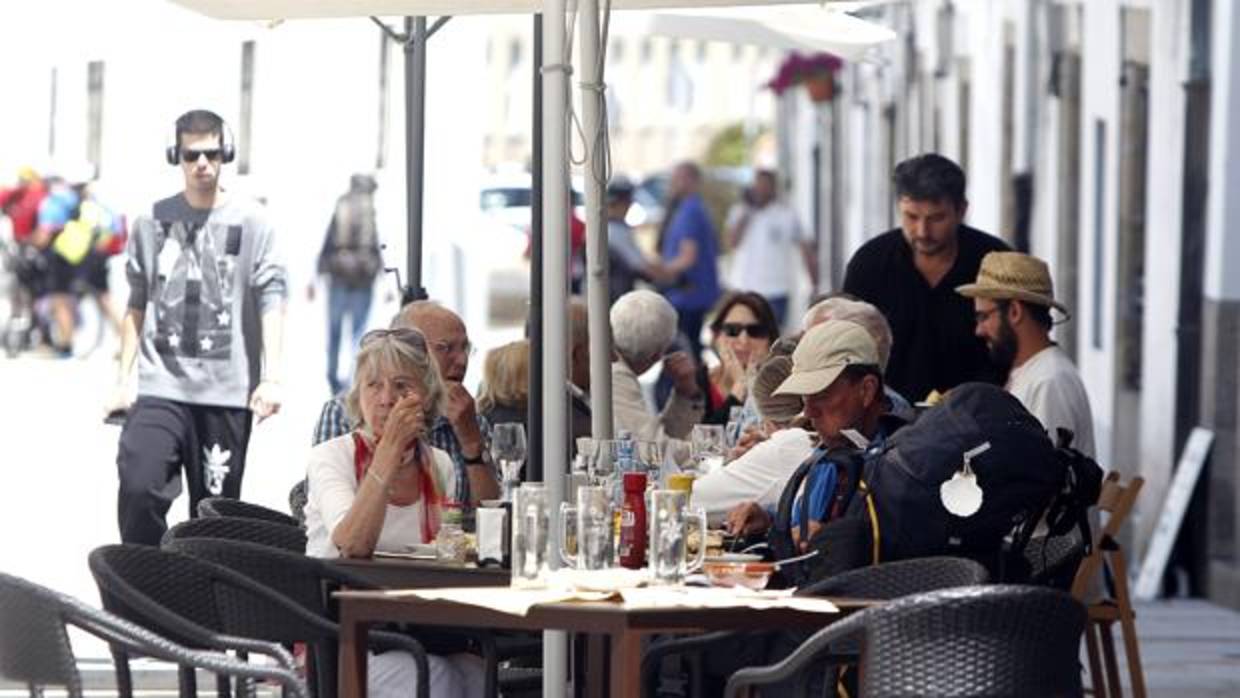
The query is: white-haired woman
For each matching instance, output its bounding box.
[609,290,703,447]
[304,328,483,697]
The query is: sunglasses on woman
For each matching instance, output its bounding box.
[360,327,429,349]
[720,322,770,339]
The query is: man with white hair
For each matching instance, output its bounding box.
[610,289,703,445]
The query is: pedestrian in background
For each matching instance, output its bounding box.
[310,173,383,395]
[109,109,287,545]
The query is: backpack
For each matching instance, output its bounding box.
[769,446,873,586]
[321,195,381,288]
[772,383,1099,586]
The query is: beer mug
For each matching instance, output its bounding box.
[558,485,614,570]
[648,489,707,585]
[511,483,550,587]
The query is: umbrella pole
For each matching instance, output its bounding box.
[529,13,545,482]
[541,2,570,696]
[402,16,428,302]
[579,0,613,441]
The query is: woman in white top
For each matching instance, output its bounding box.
[304,327,483,698]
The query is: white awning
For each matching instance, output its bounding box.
[170,0,854,20]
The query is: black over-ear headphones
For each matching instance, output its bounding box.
[165,109,237,166]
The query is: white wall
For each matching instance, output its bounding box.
[961,0,1005,234]
[1135,0,1192,546]
[1204,0,1240,303]
[1075,0,1122,471]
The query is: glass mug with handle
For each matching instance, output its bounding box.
[690,424,727,475]
[491,422,527,503]
[558,485,614,571]
[648,489,707,585]
[511,482,550,587]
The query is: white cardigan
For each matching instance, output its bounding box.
[304,433,457,559]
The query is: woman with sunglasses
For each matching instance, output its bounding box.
[703,291,780,425]
[304,328,483,696]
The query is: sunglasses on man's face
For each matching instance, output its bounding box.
[180,148,223,163]
[720,322,770,339]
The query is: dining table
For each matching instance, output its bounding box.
[330,554,509,589]
[336,584,881,698]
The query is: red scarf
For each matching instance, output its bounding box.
[352,432,442,544]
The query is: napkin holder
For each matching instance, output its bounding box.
[477,503,511,568]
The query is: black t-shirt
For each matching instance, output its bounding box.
[842,225,1010,403]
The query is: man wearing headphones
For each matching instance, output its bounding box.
[109,109,287,545]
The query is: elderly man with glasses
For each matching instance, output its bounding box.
[313,300,499,505]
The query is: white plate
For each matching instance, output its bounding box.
[704,553,764,564]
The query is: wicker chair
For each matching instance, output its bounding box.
[725,585,1087,698]
[642,557,990,697]
[0,570,308,698]
[161,515,307,553]
[197,496,302,529]
[166,536,540,698]
[89,544,433,698]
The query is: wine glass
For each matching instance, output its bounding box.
[491,422,527,502]
[690,424,727,474]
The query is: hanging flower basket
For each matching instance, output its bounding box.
[766,51,844,102]
[803,74,835,103]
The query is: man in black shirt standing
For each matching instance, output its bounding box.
[842,154,1009,403]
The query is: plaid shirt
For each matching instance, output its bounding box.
[312,394,494,505]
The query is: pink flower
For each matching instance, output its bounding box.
[766,51,845,95]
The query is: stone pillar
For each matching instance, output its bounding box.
[1203,0,1240,608]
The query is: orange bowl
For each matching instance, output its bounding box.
[702,561,774,590]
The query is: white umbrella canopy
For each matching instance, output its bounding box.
[171,0,857,20]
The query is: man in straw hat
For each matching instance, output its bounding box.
[957,251,1095,456]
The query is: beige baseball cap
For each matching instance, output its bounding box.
[774,320,879,396]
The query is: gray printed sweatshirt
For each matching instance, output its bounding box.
[126,193,287,408]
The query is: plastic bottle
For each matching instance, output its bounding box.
[618,472,649,569]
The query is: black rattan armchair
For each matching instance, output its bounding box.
[643,557,990,697]
[198,496,302,529]
[726,584,1086,698]
[161,515,307,553]
[89,544,432,698]
[166,536,528,698]
[0,570,307,698]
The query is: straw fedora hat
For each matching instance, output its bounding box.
[956,251,1070,319]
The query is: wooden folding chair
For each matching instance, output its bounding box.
[1070,471,1147,698]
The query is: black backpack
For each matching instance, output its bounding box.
[772,383,1100,585]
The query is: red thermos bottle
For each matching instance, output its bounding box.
[618,472,648,569]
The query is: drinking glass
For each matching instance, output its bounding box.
[648,489,707,585]
[491,422,527,502]
[725,405,745,447]
[511,483,550,587]
[586,439,621,492]
[690,424,727,474]
[558,485,614,570]
[634,440,665,485]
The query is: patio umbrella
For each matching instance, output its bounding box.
[166,1,894,693]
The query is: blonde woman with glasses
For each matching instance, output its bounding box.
[304,327,483,697]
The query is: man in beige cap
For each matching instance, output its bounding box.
[957,251,1095,456]
[725,319,896,538]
